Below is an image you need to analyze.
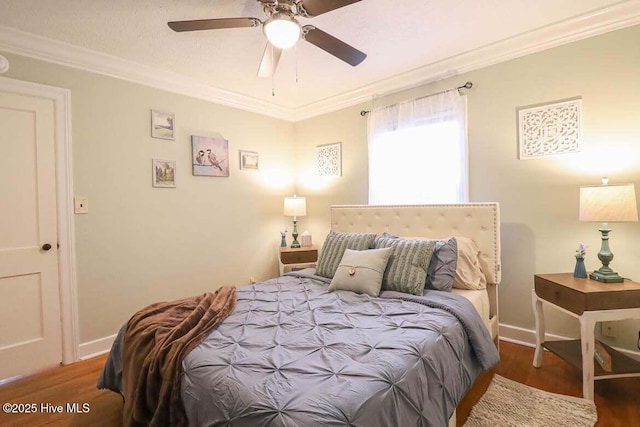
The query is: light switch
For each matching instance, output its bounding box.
[74,196,89,214]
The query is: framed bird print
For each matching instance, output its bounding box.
[191,135,229,177]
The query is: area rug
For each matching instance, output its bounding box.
[464,375,597,427]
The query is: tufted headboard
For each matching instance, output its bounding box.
[330,203,501,330]
[330,203,501,284]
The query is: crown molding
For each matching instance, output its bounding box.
[1,1,639,123]
[0,25,295,120]
[290,1,640,121]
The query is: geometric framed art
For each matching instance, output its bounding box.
[317,142,342,176]
[517,97,582,159]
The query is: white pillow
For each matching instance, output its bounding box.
[452,236,487,290]
[328,248,393,297]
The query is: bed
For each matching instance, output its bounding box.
[99,203,501,427]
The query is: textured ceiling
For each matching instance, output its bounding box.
[1,0,638,118]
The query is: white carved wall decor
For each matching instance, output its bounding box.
[317,142,342,176]
[518,98,582,159]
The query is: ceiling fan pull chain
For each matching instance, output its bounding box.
[295,43,299,83]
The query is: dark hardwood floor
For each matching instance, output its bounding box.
[0,341,637,426]
[456,341,640,426]
[0,354,122,426]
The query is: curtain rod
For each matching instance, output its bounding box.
[359,81,473,117]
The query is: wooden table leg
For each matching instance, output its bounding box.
[579,313,597,400]
[532,290,545,368]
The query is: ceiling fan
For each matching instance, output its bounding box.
[168,0,367,78]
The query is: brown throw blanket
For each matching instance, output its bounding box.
[122,286,237,426]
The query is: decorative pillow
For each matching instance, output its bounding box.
[381,234,457,292]
[452,236,486,290]
[371,231,397,249]
[426,237,458,292]
[374,236,437,295]
[328,248,393,296]
[316,231,377,279]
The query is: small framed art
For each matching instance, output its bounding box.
[239,150,259,170]
[517,98,582,159]
[152,159,176,188]
[317,142,342,176]
[191,135,229,177]
[151,109,175,140]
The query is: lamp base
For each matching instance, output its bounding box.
[590,269,624,283]
[290,219,300,248]
[590,223,624,283]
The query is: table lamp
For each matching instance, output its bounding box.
[284,195,306,248]
[579,178,638,283]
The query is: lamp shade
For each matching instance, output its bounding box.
[263,13,301,49]
[579,183,638,222]
[284,196,307,217]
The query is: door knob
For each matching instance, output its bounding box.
[42,243,52,251]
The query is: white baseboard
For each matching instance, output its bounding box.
[499,323,569,348]
[499,322,640,361]
[78,333,117,360]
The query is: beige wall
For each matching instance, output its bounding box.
[2,52,296,343]
[294,24,640,352]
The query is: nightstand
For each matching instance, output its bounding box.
[278,246,318,275]
[532,273,640,400]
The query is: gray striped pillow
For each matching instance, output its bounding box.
[375,236,437,295]
[316,231,377,279]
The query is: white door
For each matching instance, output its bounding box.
[0,91,62,380]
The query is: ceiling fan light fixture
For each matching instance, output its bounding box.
[263,13,301,49]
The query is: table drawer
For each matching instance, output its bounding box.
[535,276,585,314]
[280,250,317,264]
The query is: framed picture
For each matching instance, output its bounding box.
[517,98,582,159]
[191,135,229,177]
[317,142,342,176]
[239,150,259,170]
[151,109,175,140]
[152,159,176,188]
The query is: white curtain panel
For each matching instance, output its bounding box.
[368,90,468,205]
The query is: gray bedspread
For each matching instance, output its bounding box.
[100,270,499,426]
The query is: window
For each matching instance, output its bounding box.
[368,90,468,205]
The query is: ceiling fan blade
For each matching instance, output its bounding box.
[303,26,366,66]
[299,0,361,17]
[168,17,260,32]
[257,42,283,78]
